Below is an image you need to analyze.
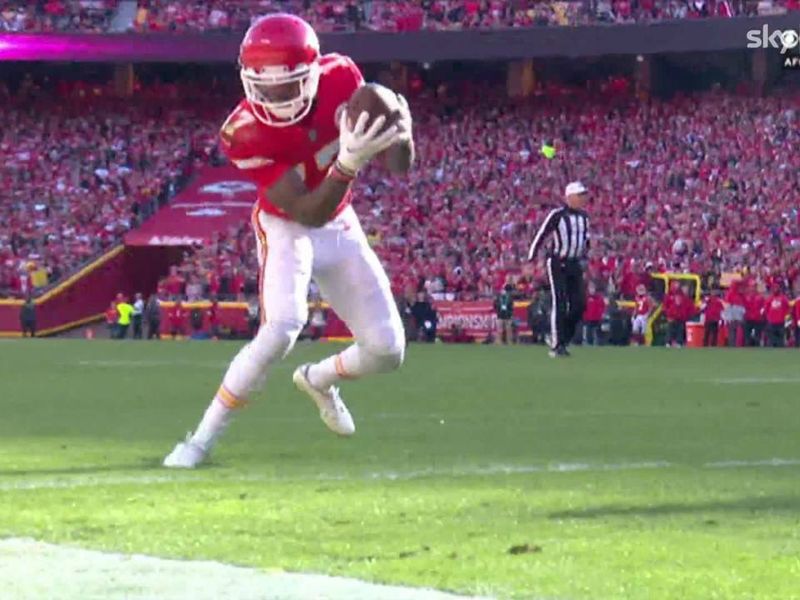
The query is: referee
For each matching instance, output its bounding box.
[527,182,590,357]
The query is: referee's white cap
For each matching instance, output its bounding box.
[565,181,588,196]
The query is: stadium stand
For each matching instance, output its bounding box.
[0,75,220,297]
[1,68,797,302]
[2,0,797,33]
[144,80,799,302]
[0,1,118,32]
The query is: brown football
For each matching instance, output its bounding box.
[346,84,412,174]
[346,83,401,133]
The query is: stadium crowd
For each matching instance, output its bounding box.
[153,80,800,310]
[2,74,798,316]
[0,75,219,297]
[0,0,118,32]
[2,0,798,33]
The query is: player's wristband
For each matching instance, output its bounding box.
[330,160,356,182]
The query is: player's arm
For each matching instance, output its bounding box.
[527,208,560,261]
[269,111,401,228]
[264,166,352,228]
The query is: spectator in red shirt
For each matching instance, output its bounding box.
[792,296,800,348]
[663,282,692,347]
[743,286,766,347]
[582,283,606,346]
[164,266,185,299]
[105,300,118,338]
[207,299,220,339]
[764,286,790,347]
[701,291,724,347]
[230,268,246,301]
[723,281,746,347]
[169,300,185,339]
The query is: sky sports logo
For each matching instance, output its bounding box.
[746,25,800,68]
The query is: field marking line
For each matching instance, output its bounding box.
[708,377,800,384]
[705,458,800,468]
[70,359,232,369]
[1,458,798,492]
[0,538,491,600]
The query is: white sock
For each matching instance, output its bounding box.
[307,341,403,389]
[308,347,357,389]
[190,397,234,452]
[188,320,304,453]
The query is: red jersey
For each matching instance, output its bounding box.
[663,291,693,321]
[744,294,765,321]
[634,294,651,316]
[765,294,790,325]
[583,293,606,322]
[793,298,800,323]
[702,296,724,322]
[207,302,219,325]
[164,274,185,297]
[724,284,744,306]
[169,306,185,326]
[220,53,363,221]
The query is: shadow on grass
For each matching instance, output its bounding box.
[549,494,800,519]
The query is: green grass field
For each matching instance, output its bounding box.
[1,339,799,599]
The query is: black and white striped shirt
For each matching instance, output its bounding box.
[527,206,589,261]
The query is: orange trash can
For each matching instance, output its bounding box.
[686,322,704,347]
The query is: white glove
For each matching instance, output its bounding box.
[336,110,401,175]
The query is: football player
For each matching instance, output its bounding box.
[631,284,652,346]
[164,14,413,468]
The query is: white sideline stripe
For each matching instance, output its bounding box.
[72,359,232,369]
[705,458,800,468]
[0,539,489,600]
[1,459,798,492]
[709,377,800,384]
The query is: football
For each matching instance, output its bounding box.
[346,83,413,174]
[346,83,401,133]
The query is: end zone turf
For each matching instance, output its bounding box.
[0,539,488,600]
[0,340,798,599]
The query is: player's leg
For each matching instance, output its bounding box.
[164,211,312,467]
[774,324,782,347]
[546,258,568,353]
[564,270,585,347]
[634,316,646,345]
[710,321,719,346]
[733,320,741,346]
[298,214,404,411]
[494,319,503,345]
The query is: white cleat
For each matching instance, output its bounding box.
[163,433,208,468]
[293,364,355,436]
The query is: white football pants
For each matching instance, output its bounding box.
[218,205,405,404]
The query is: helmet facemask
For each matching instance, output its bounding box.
[240,61,320,127]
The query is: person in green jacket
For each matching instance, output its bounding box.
[116,298,134,339]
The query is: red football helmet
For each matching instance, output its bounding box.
[239,14,321,127]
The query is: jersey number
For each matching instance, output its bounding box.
[296,140,340,183]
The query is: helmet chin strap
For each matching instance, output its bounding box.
[250,98,312,127]
[241,61,321,127]
[268,101,307,120]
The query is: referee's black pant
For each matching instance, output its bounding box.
[546,257,585,350]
